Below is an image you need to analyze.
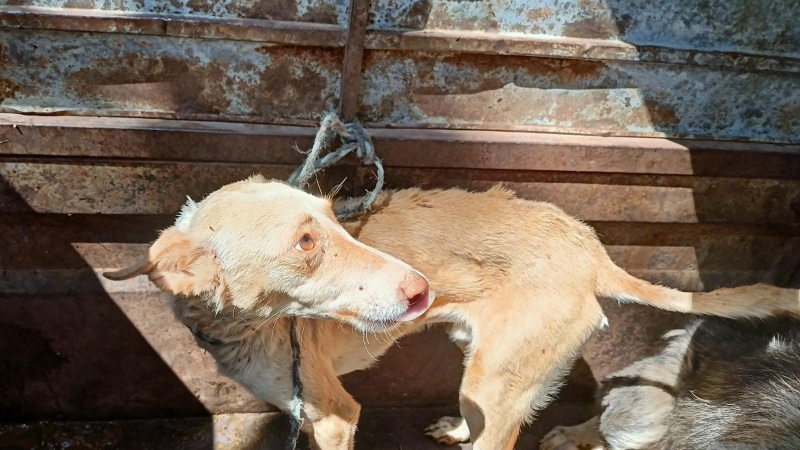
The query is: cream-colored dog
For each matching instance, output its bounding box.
[105,176,800,450]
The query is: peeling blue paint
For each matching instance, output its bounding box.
[360,51,800,142]
[368,0,800,58]
[0,30,342,120]
[9,0,350,25]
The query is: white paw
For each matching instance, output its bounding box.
[424,416,471,445]
[540,420,605,450]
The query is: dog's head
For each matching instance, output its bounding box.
[104,175,433,332]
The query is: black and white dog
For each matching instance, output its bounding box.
[541,314,800,450]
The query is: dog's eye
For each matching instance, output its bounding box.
[295,234,315,251]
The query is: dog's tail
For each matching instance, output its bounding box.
[595,258,800,319]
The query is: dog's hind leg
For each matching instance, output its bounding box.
[434,293,603,450]
[457,342,582,450]
[425,323,473,445]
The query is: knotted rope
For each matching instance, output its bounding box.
[284,112,384,449]
[288,112,384,221]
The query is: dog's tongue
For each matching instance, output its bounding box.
[397,290,434,322]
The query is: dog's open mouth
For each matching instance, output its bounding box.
[397,289,433,322]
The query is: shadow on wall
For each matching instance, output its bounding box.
[0,173,214,446]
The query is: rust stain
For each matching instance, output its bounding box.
[0,79,20,102]
[61,0,94,7]
[643,100,679,128]
[370,0,433,31]
[0,31,342,121]
[235,0,333,23]
[777,104,800,135]
[11,0,346,24]
[361,51,609,128]
[255,44,274,54]
[527,7,553,21]
[562,17,619,39]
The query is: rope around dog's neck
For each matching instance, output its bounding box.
[284,112,384,450]
[285,317,303,450]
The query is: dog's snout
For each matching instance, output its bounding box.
[396,271,433,322]
[400,272,429,306]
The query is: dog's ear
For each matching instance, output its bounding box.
[103,227,220,297]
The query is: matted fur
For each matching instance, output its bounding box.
[106,178,800,450]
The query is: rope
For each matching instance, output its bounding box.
[285,317,303,450]
[283,112,384,449]
[288,112,384,221]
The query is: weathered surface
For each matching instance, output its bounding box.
[368,0,800,59]
[0,292,213,421]
[3,0,349,24]
[1,30,342,122]
[0,114,322,162]
[0,7,348,46]
[3,115,800,179]
[359,51,800,142]
[363,166,800,225]
[0,162,297,214]
[364,30,800,74]
[5,159,800,222]
[338,0,370,120]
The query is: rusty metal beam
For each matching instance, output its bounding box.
[362,167,800,225]
[357,51,800,143]
[0,161,302,214]
[3,158,800,222]
[0,115,320,163]
[366,0,800,63]
[0,6,347,47]
[365,128,800,179]
[365,30,800,74]
[1,30,343,123]
[338,0,370,121]
[3,7,798,74]
[3,115,800,179]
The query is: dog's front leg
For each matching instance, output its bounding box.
[301,354,361,450]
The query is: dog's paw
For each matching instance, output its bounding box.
[424,416,470,445]
[540,418,604,450]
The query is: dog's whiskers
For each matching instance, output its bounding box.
[362,332,378,361]
[252,305,291,335]
[270,307,294,339]
[383,329,401,348]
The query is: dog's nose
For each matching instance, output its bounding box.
[399,271,429,306]
[397,271,433,322]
